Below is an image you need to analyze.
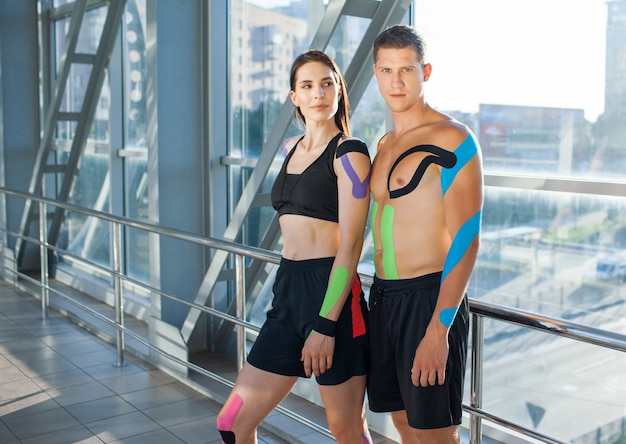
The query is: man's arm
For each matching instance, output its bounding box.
[411,130,483,387]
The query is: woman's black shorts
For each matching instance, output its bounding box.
[247,257,369,386]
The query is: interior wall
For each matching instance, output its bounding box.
[151,1,207,327]
[0,0,40,260]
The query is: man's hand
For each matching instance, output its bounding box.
[411,325,450,387]
[301,331,335,377]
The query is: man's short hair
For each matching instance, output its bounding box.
[373,25,427,65]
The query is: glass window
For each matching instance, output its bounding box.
[405,0,626,324]
[408,1,626,441]
[55,6,112,268]
[475,327,626,441]
[52,0,150,284]
[64,150,111,268]
[229,0,315,249]
[413,0,624,180]
[122,0,149,283]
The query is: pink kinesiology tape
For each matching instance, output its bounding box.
[217,394,244,430]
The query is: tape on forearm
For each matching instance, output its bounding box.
[319,266,349,316]
[439,307,459,328]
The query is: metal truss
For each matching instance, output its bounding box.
[15,0,127,268]
[182,0,412,346]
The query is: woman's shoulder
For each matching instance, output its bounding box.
[337,133,365,144]
[336,134,369,157]
[281,134,305,156]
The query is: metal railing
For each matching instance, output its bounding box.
[1,187,625,444]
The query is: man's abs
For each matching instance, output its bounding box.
[370,199,449,279]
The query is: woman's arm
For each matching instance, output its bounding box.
[301,138,371,377]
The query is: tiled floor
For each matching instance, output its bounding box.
[0,280,290,444]
[0,278,399,444]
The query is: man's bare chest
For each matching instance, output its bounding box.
[372,143,456,200]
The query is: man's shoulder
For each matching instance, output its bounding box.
[433,116,470,136]
[418,116,478,152]
[394,120,471,152]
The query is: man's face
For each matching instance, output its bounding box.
[373,46,431,114]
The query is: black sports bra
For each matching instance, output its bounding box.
[271,133,368,222]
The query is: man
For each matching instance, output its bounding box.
[367,25,483,443]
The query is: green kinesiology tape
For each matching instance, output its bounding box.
[381,205,399,279]
[319,266,349,316]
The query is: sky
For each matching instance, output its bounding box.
[246,0,609,121]
[414,0,608,121]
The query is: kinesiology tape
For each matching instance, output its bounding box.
[217,394,243,444]
[319,266,348,316]
[370,202,400,279]
[340,155,370,198]
[380,204,398,279]
[314,266,349,336]
[438,134,481,327]
[336,139,371,199]
[437,210,481,328]
[387,144,456,199]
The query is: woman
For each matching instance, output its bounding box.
[216,50,372,444]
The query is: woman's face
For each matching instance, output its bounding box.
[290,61,341,125]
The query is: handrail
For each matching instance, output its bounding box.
[0,187,280,264]
[469,298,626,352]
[1,186,625,444]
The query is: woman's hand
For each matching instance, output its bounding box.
[301,331,335,377]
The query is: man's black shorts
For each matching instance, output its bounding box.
[367,272,469,429]
[247,257,369,385]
